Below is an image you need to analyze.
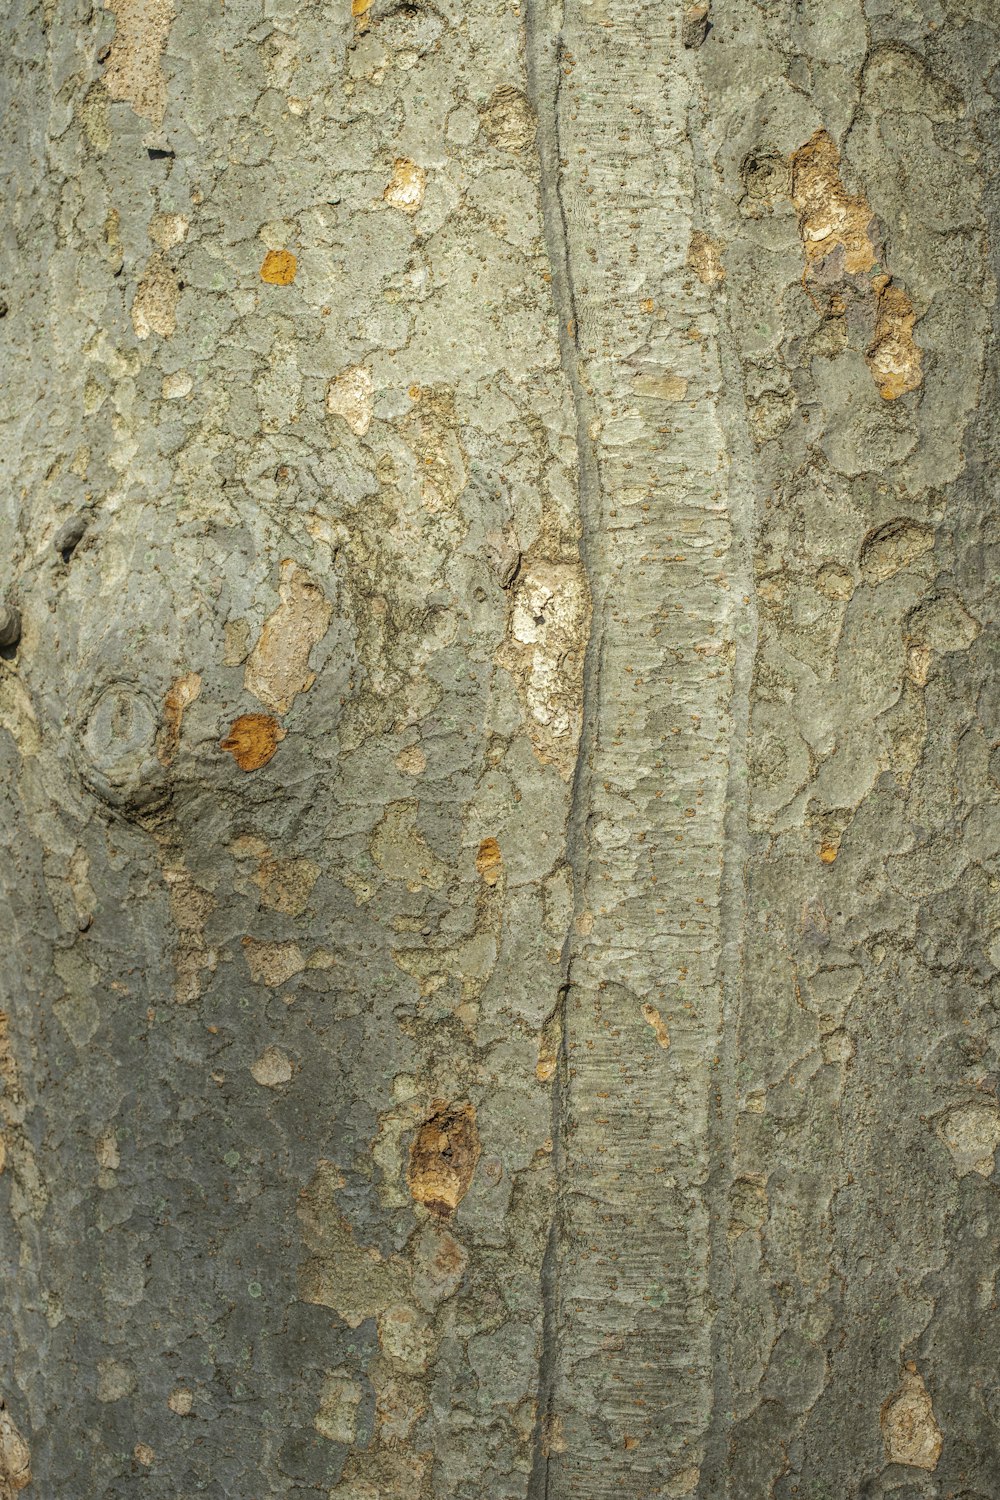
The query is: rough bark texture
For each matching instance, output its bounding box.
[0,0,998,1496]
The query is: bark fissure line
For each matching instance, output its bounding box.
[522,3,606,1493]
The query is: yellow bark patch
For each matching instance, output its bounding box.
[881,1365,942,1471]
[383,158,426,214]
[475,837,503,886]
[244,560,333,714]
[407,1102,481,1216]
[260,249,297,285]
[220,713,286,771]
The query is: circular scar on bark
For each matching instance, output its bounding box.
[407,1102,481,1216]
[220,713,286,771]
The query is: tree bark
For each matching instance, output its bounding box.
[1,0,998,1496]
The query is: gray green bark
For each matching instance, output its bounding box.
[0,0,997,1497]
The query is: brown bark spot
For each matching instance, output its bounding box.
[260,249,297,285]
[479,86,537,153]
[407,1102,481,1215]
[220,713,286,771]
[881,1365,942,1471]
[687,230,724,285]
[640,1002,670,1050]
[158,671,202,764]
[474,837,503,885]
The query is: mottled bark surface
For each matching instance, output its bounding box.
[0,0,998,1496]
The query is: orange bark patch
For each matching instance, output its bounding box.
[260,249,297,285]
[475,837,503,886]
[158,671,202,764]
[407,1102,481,1216]
[220,713,286,771]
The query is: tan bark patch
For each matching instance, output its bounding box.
[133,1443,155,1467]
[244,561,332,714]
[632,371,688,401]
[250,856,319,915]
[479,86,536,152]
[314,1371,362,1443]
[687,229,724,284]
[641,1002,670,1050]
[789,130,922,401]
[859,518,934,584]
[407,1101,481,1216]
[131,253,179,340]
[158,671,202,764]
[936,1099,1000,1177]
[167,1388,193,1416]
[260,249,297,285]
[881,1365,942,1471]
[103,0,174,127]
[250,1046,293,1087]
[149,212,188,249]
[220,713,286,771]
[242,938,305,987]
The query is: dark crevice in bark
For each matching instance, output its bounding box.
[522,3,606,1495]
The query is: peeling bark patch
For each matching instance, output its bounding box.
[497,560,590,780]
[475,837,503,885]
[640,1002,670,1050]
[244,561,332,714]
[250,1046,293,1087]
[905,592,980,654]
[220,713,286,770]
[103,0,174,127]
[250,856,319,915]
[407,1102,481,1215]
[131,253,179,340]
[326,365,374,436]
[687,230,724,285]
[259,249,297,285]
[479,86,536,153]
[158,671,202,765]
[383,158,426,213]
[859,518,934,584]
[936,1100,1000,1177]
[242,937,305,987]
[789,130,922,400]
[881,1365,943,1470]
[0,1404,30,1495]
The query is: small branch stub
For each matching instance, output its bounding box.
[0,607,21,651]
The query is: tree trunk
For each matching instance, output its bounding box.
[1,0,998,1495]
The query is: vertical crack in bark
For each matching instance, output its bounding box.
[522,3,606,1494]
[685,54,760,1500]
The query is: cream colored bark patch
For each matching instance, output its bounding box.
[244,561,332,714]
[497,560,590,780]
[326,365,374,437]
[881,1365,942,1470]
[131,253,179,340]
[104,0,174,127]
